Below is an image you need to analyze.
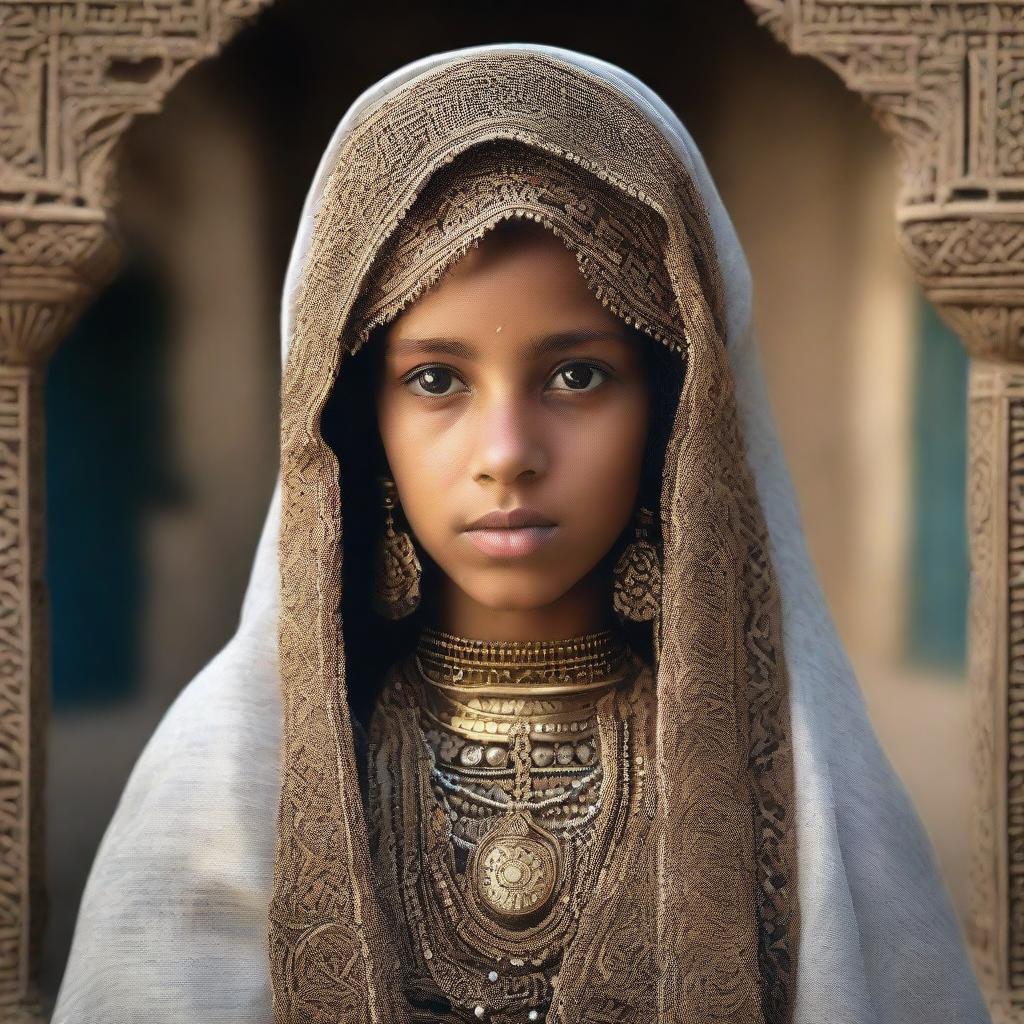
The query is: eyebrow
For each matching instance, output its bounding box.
[389,328,630,360]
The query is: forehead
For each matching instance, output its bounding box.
[385,223,623,342]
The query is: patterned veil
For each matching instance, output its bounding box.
[53,45,989,1024]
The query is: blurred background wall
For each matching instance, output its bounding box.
[39,0,971,997]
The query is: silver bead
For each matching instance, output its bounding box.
[460,745,484,767]
[531,744,555,768]
[487,969,499,982]
[528,1011,539,1021]
[484,745,507,767]
[474,1006,486,1019]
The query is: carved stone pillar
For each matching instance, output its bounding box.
[744,1,1024,1018]
[0,2,271,1015]
[0,218,119,1016]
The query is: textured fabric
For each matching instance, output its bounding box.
[52,44,990,1024]
[347,142,687,354]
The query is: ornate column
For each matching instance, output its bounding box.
[744,1,1024,1018]
[0,3,270,1016]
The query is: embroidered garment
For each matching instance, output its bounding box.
[366,633,658,1023]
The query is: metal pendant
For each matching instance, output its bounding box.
[469,810,561,926]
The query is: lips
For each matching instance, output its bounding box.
[464,507,556,530]
[462,507,558,558]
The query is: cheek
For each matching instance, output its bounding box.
[560,398,649,523]
[377,398,462,535]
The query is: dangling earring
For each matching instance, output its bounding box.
[612,505,661,624]
[372,475,421,620]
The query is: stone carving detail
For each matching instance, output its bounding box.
[748,1,1024,360]
[0,0,272,1013]
[744,2,1024,1018]
[1,1,270,208]
[1009,395,1024,994]
[967,364,1024,1022]
[967,372,999,991]
[0,220,119,365]
[0,368,39,1007]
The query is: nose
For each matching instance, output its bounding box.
[471,394,548,486]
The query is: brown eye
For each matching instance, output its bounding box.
[548,362,608,393]
[404,366,468,398]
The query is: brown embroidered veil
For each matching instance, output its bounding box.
[270,49,798,1024]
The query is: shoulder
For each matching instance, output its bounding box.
[367,653,422,748]
[374,653,420,708]
[618,649,656,751]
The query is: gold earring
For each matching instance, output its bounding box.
[372,476,422,620]
[612,506,661,623]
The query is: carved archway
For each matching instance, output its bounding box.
[0,3,272,1016]
[0,1,1016,1019]
[745,2,1024,1019]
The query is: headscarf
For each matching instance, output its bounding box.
[52,45,989,1024]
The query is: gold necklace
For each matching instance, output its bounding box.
[412,627,632,929]
[367,637,655,1023]
[415,626,630,692]
[415,627,627,770]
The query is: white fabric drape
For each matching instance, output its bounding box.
[53,44,990,1024]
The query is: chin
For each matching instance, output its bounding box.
[458,572,573,613]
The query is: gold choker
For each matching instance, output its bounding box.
[414,626,630,697]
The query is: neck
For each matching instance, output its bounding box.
[431,564,617,642]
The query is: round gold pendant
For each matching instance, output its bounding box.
[469,812,560,925]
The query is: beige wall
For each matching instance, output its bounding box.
[120,66,281,708]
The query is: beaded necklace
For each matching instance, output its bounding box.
[367,629,656,1023]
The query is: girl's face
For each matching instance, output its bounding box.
[375,223,651,637]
